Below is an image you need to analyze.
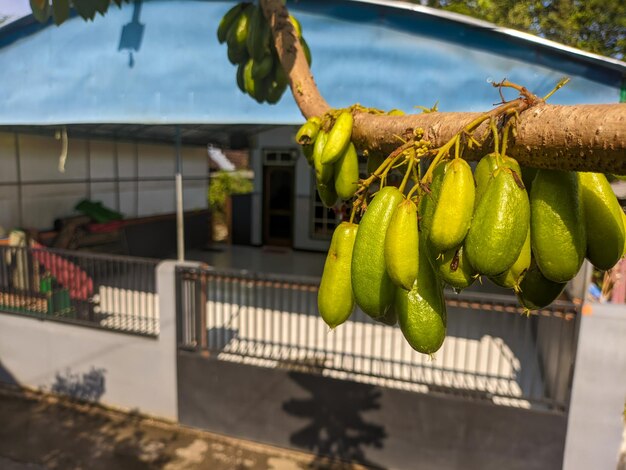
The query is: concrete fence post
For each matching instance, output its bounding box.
[156,259,204,420]
[562,303,626,470]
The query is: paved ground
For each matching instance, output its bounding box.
[0,386,366,470]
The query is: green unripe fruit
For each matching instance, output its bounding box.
[318,222,358,328]
[385,199,419,290]
[334,143,360,200]
[432,245,477,291]
[418,161,446,239]
[474,153,522,206]
[217,3,246,44]
[296,117,321,146]
[316,182,337,208]
[429,158,475,254]
[465,167,529,276]
[395,239,447,355]
[530,170,585,282]
[321,112,353,165]
[352,186,404,318]
[251,54,273,80]
[579,172,625,270]
[517,260,566,310]
[313,131,332,184]
[491,228,531,290]
[226,4,252,64]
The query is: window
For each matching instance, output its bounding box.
[310,174,339,239]
[309,161,367,240]
[263,149,298,166]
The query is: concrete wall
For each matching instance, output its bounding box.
[0,131,208,232]
[563,303,626,470]
[0,260,180,420]
[251,126,331,252]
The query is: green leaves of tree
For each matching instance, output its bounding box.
[30,0,131,26]
[208,171,253,216]
[420,0,626,59]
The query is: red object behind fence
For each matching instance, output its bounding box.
[31,242,94,301]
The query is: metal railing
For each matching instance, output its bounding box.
[0,246,159,336]
[176,265,580,412]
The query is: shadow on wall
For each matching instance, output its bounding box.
[51,367,107,402]
[282,371,387,468]
[0,360,18,386]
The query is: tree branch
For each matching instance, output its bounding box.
[261,0,626,174]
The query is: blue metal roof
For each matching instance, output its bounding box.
[0,0,623,126]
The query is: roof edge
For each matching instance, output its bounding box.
[3,0,626,73]
[351,0,626,73]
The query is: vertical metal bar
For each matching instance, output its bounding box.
[254,274,260,356]
[463,305,472,391]
[175,269,181,345]
[352,309,358,374]
[305,281,311,360]
[527,313,542,404]
[194,273,203,351]
[493,309,506,397]
[369,318,376,378]
[388,314,396,380]
[270,278,276,359]
[484,308,497,394]
[225,274,231,352]
[113,139,121,212]
[313,284,318,360]
[175,126,185,261]
[85,139,92,200]
[208,274,215,350]
[242,275,249,354]
[13,133,23,227]
[287,282,293,361]
[215,274,221,350]
[134,140,139,217]
[199,271,207,350]
[551,314,567,410]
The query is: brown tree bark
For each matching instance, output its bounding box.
[260,0,626,174]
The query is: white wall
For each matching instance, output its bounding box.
[0,260,183,420]
[251,126,331,252]
[0,132,208,232]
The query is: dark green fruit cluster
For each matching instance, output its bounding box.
[217,2,311,104]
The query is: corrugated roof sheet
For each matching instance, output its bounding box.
[0,0,622,126]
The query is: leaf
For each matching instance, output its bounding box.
[52,0,70,25]
[30,0,51,23]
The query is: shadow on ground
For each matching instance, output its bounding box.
[283,372,387,469]
[0,386,361,470]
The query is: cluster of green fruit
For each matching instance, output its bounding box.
[217,2,311,104]
[297,112,359,206]
[310,126,626,355]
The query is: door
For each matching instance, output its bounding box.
[263,164,294,246]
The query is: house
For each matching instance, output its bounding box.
[0,0,623,254]
[0,2,625,468]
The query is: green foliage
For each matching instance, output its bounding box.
[31,0,129,25]
[420,0,626,59]
[208,171,253,215]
